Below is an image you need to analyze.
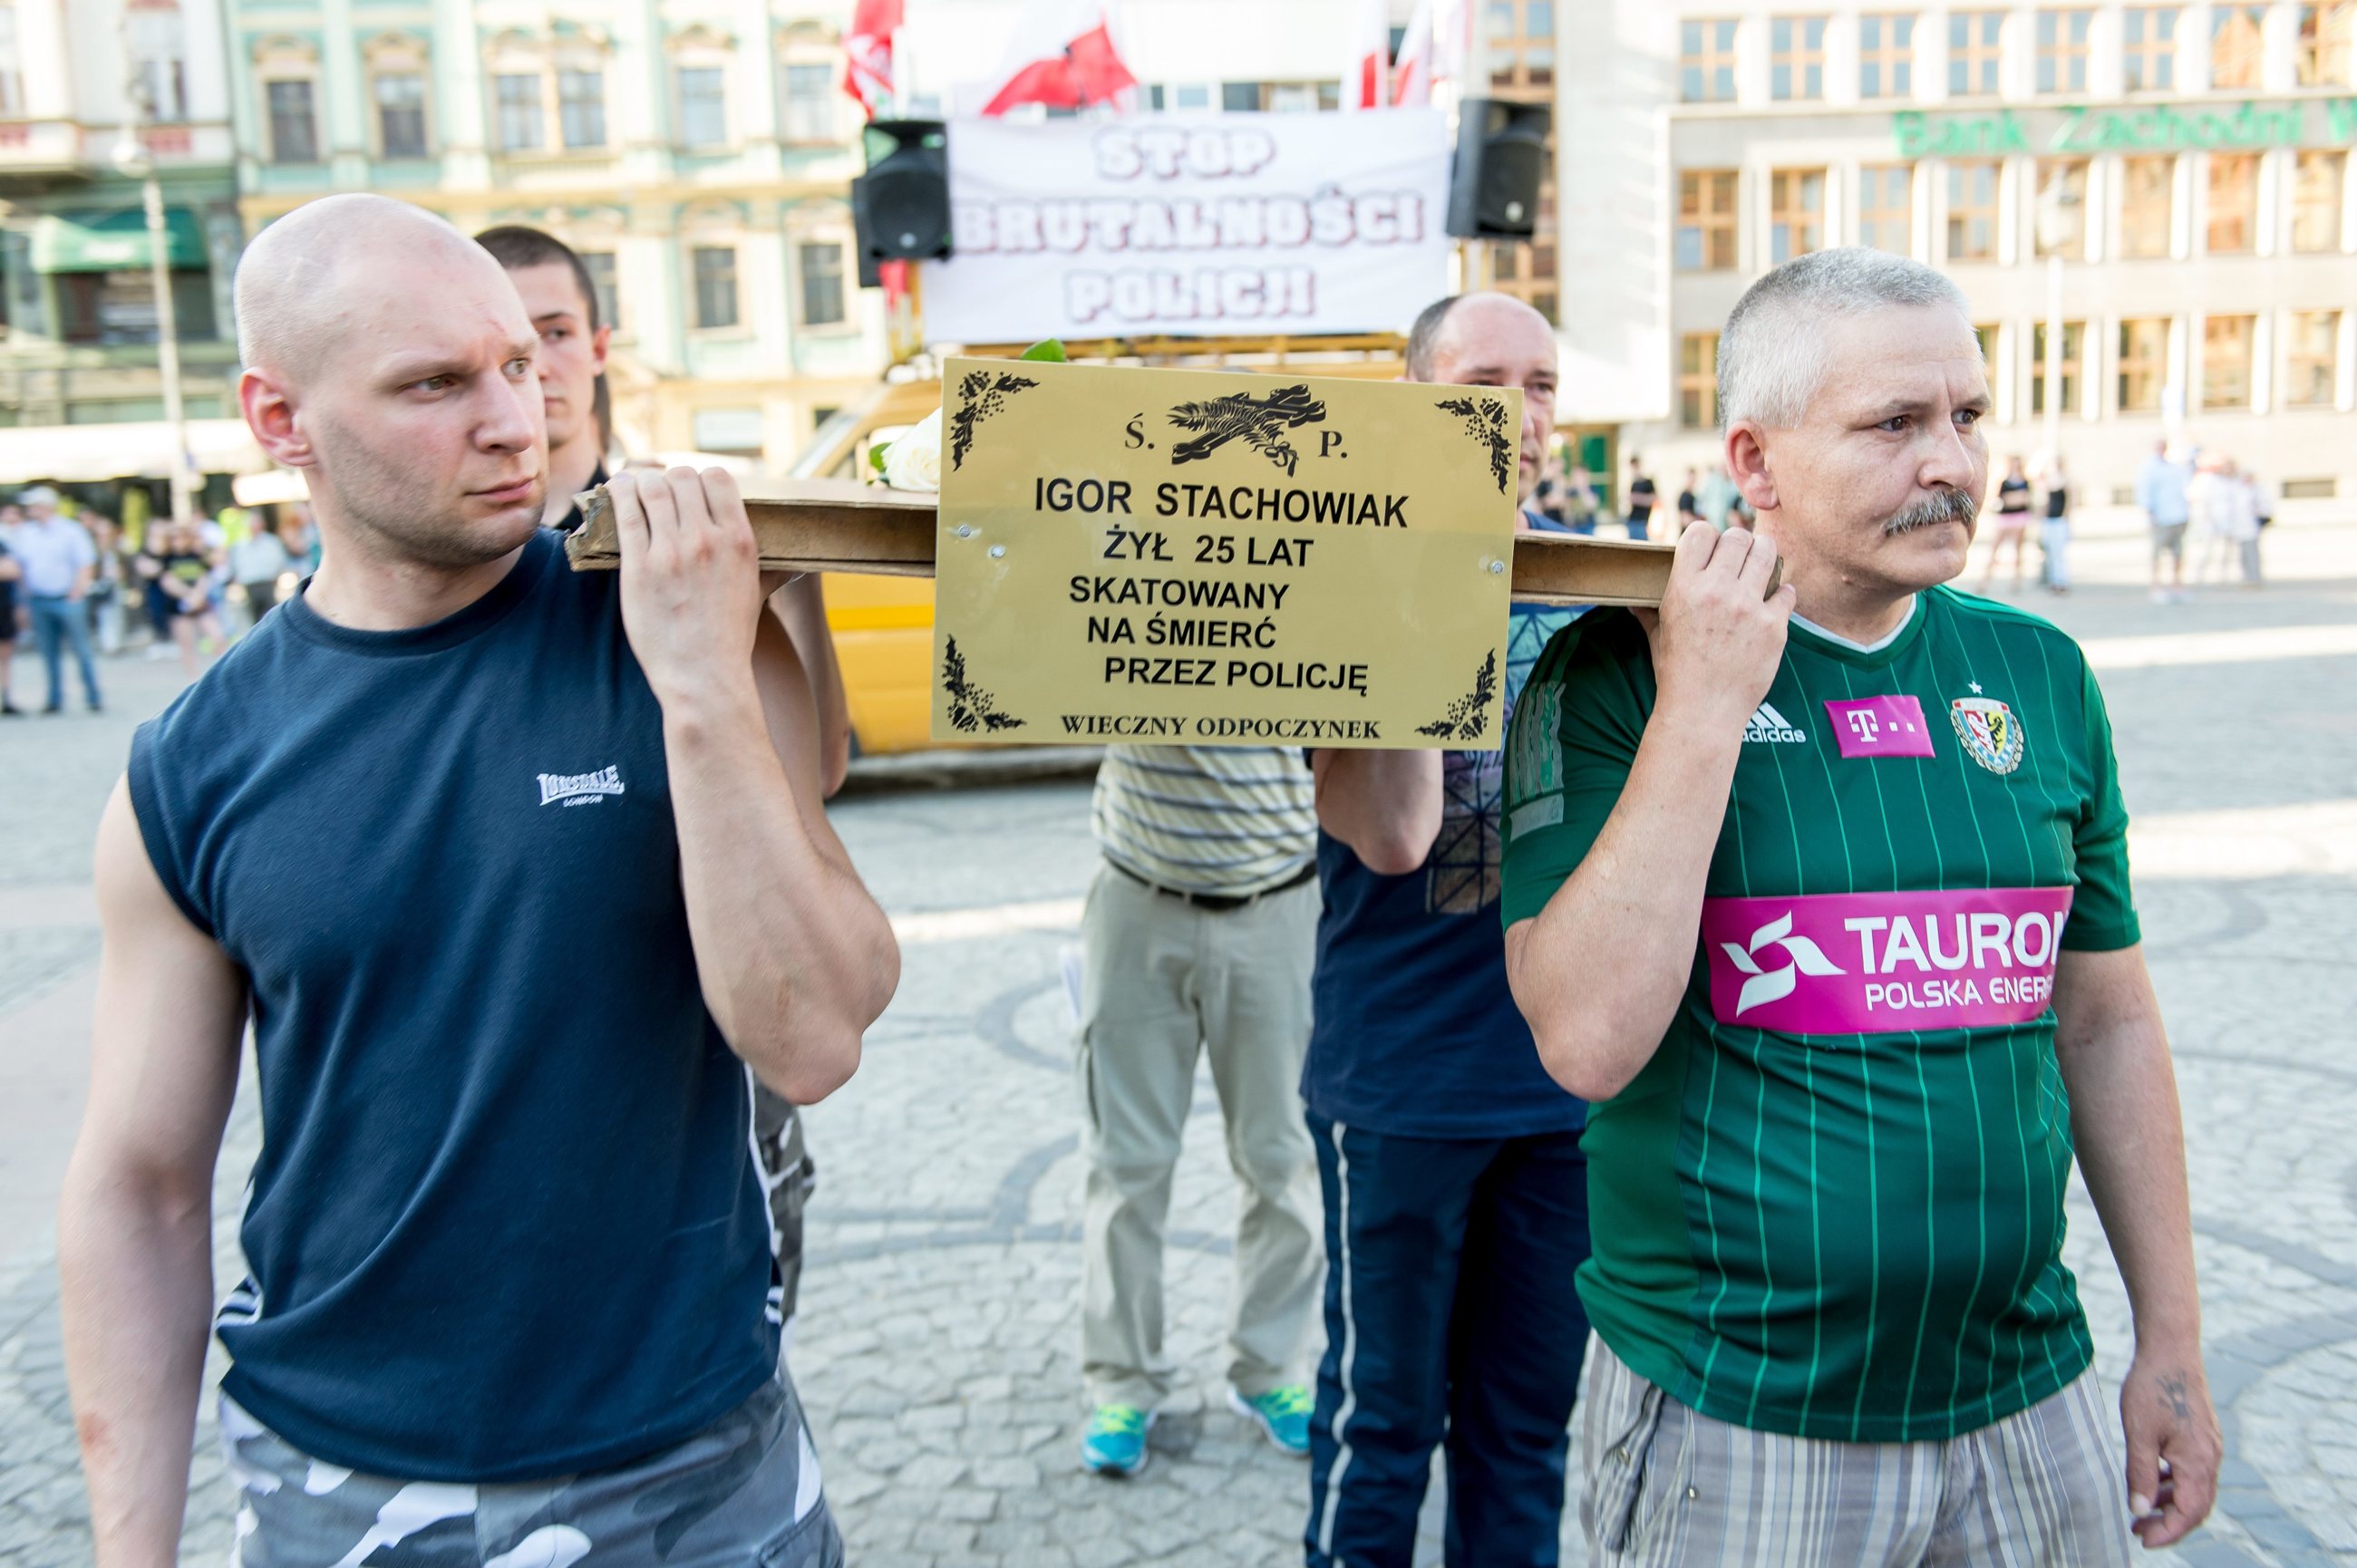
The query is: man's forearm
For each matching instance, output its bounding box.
[1314,749,1442,875]
[2059,1016,2201,1347]
[662,681,897,1102]
[58,1172,216,1566]
[1510,716,1741,1099]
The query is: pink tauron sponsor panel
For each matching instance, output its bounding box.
[1701,887,2076,1034]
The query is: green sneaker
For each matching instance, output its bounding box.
[1080,1403,1155,1476]
[1229,1383,1314,1455]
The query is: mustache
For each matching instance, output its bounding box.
[1882,489,1977,536]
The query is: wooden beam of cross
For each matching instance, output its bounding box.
[558,476,1775,608]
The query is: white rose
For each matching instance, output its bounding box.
[881,407,944,493]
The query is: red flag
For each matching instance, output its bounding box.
[981,0,1139,116]
[1347,0,1389,110]
[1392,0,1433,107]
[842,0,903,121]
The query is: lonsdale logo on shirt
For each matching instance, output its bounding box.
[1701,888,2075,1033]
[537,765,626,808]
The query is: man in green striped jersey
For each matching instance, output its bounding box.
[1500,249,2220,1563]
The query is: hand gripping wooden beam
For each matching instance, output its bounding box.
[558,476,1740,608]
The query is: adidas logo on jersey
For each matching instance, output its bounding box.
[1744,702,1808,744]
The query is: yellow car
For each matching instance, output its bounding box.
[822,571,937,758]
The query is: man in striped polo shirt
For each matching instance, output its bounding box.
[1073,744,1323,1474]
[1501,249,2220,1563]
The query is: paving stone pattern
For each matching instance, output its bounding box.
[2,524,2355,1564]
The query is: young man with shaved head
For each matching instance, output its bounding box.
[1503,248,2219,1563]
[1302,291,1593,1566]
[56,193,896,1565]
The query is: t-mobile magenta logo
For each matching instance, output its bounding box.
[1718,911,1846,1014]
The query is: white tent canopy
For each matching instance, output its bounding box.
[0,418,268,486]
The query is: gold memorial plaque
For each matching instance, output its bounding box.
[930,358,1518,749]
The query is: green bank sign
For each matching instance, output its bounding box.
[1895,98,2357,159]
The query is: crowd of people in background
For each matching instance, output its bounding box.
[0,487,319,711]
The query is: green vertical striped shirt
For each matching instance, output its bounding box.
[1499,586,2139,1441]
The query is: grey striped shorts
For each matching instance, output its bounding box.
[1580,1337,2134,1568]
[218,1368,841,1568]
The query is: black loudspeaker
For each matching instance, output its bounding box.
[853,119,951,284]
[1446,99,1551,240]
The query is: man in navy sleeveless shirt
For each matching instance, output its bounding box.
[1301,293,1593,1568]
[56,195,899,1566]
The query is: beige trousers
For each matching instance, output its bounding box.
[1076,862,1323,1410]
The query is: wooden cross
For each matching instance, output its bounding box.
[561,476,1700,607]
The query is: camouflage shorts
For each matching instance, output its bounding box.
[219,1369,842,1567]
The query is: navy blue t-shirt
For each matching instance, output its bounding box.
[1303,584,1592,1140]
[128,530,777,1482]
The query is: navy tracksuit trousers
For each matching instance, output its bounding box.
[1303,1112,1592,1568]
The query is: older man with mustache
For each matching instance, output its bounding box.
[1499,249,2218,1565]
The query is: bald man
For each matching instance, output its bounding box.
[1302,293,1593,1567]
[56,195,895,1565]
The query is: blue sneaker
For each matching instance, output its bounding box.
[1229,1384,1313,1455]
[1081,1404,1155,1476]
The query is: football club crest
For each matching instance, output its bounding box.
[1950,697,2025,775]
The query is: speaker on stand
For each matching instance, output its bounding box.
[853,119,952,289]
[1445,99,1551,241]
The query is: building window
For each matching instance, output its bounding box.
[676,65,727,148]
[2118,317,2169,411]
[579,250,619,333]
[2203,315,2255,408]
[1770,15,1827,100]
[2292,150,2347,252]
[1679,332,1719,429]
[495,73,541,151]
[1974,323,2002,377]
[2284,310,2342,406]
[375,72,428,158]
[1949,12,2003,95]
[2029,320,2084,415]
[2036,9,2093,92]
[798,241,845,327]
[692,246,738,329]
[1527,0,1555,34]
[2122,7,2180,89]
[2033,159,2089,258]
[1858,14,1915,97]
[1676,169,1739,270]
[266,79,318,163]
[2300,3,2355,83]
[1680,18,1738,102]
[1858,164,1914,253]
[2211,5,2265,89]
[782,61,836,142]
[2207,153,2259,254]
[1945,160,1999,261]
[2119,155,2176,257]
[126,5,189,121]
[559,68,607,149]
[1770,168,1826,262]
[0,5,21,119]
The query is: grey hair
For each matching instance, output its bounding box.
[1716,248,1974,431]
[1404,295,1461,381]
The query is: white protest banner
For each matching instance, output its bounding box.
[920,111,1450,344]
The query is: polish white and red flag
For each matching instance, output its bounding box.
[980,0,1140,117]
[1391,0,1434,106]
[1346,0,1390,110]
[841,0,903,121]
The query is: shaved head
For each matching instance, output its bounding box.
[1405,290,1560,506]
[235,193,548,577]
[237,195,500,386]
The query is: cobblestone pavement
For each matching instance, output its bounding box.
[3,518,2355,1565]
